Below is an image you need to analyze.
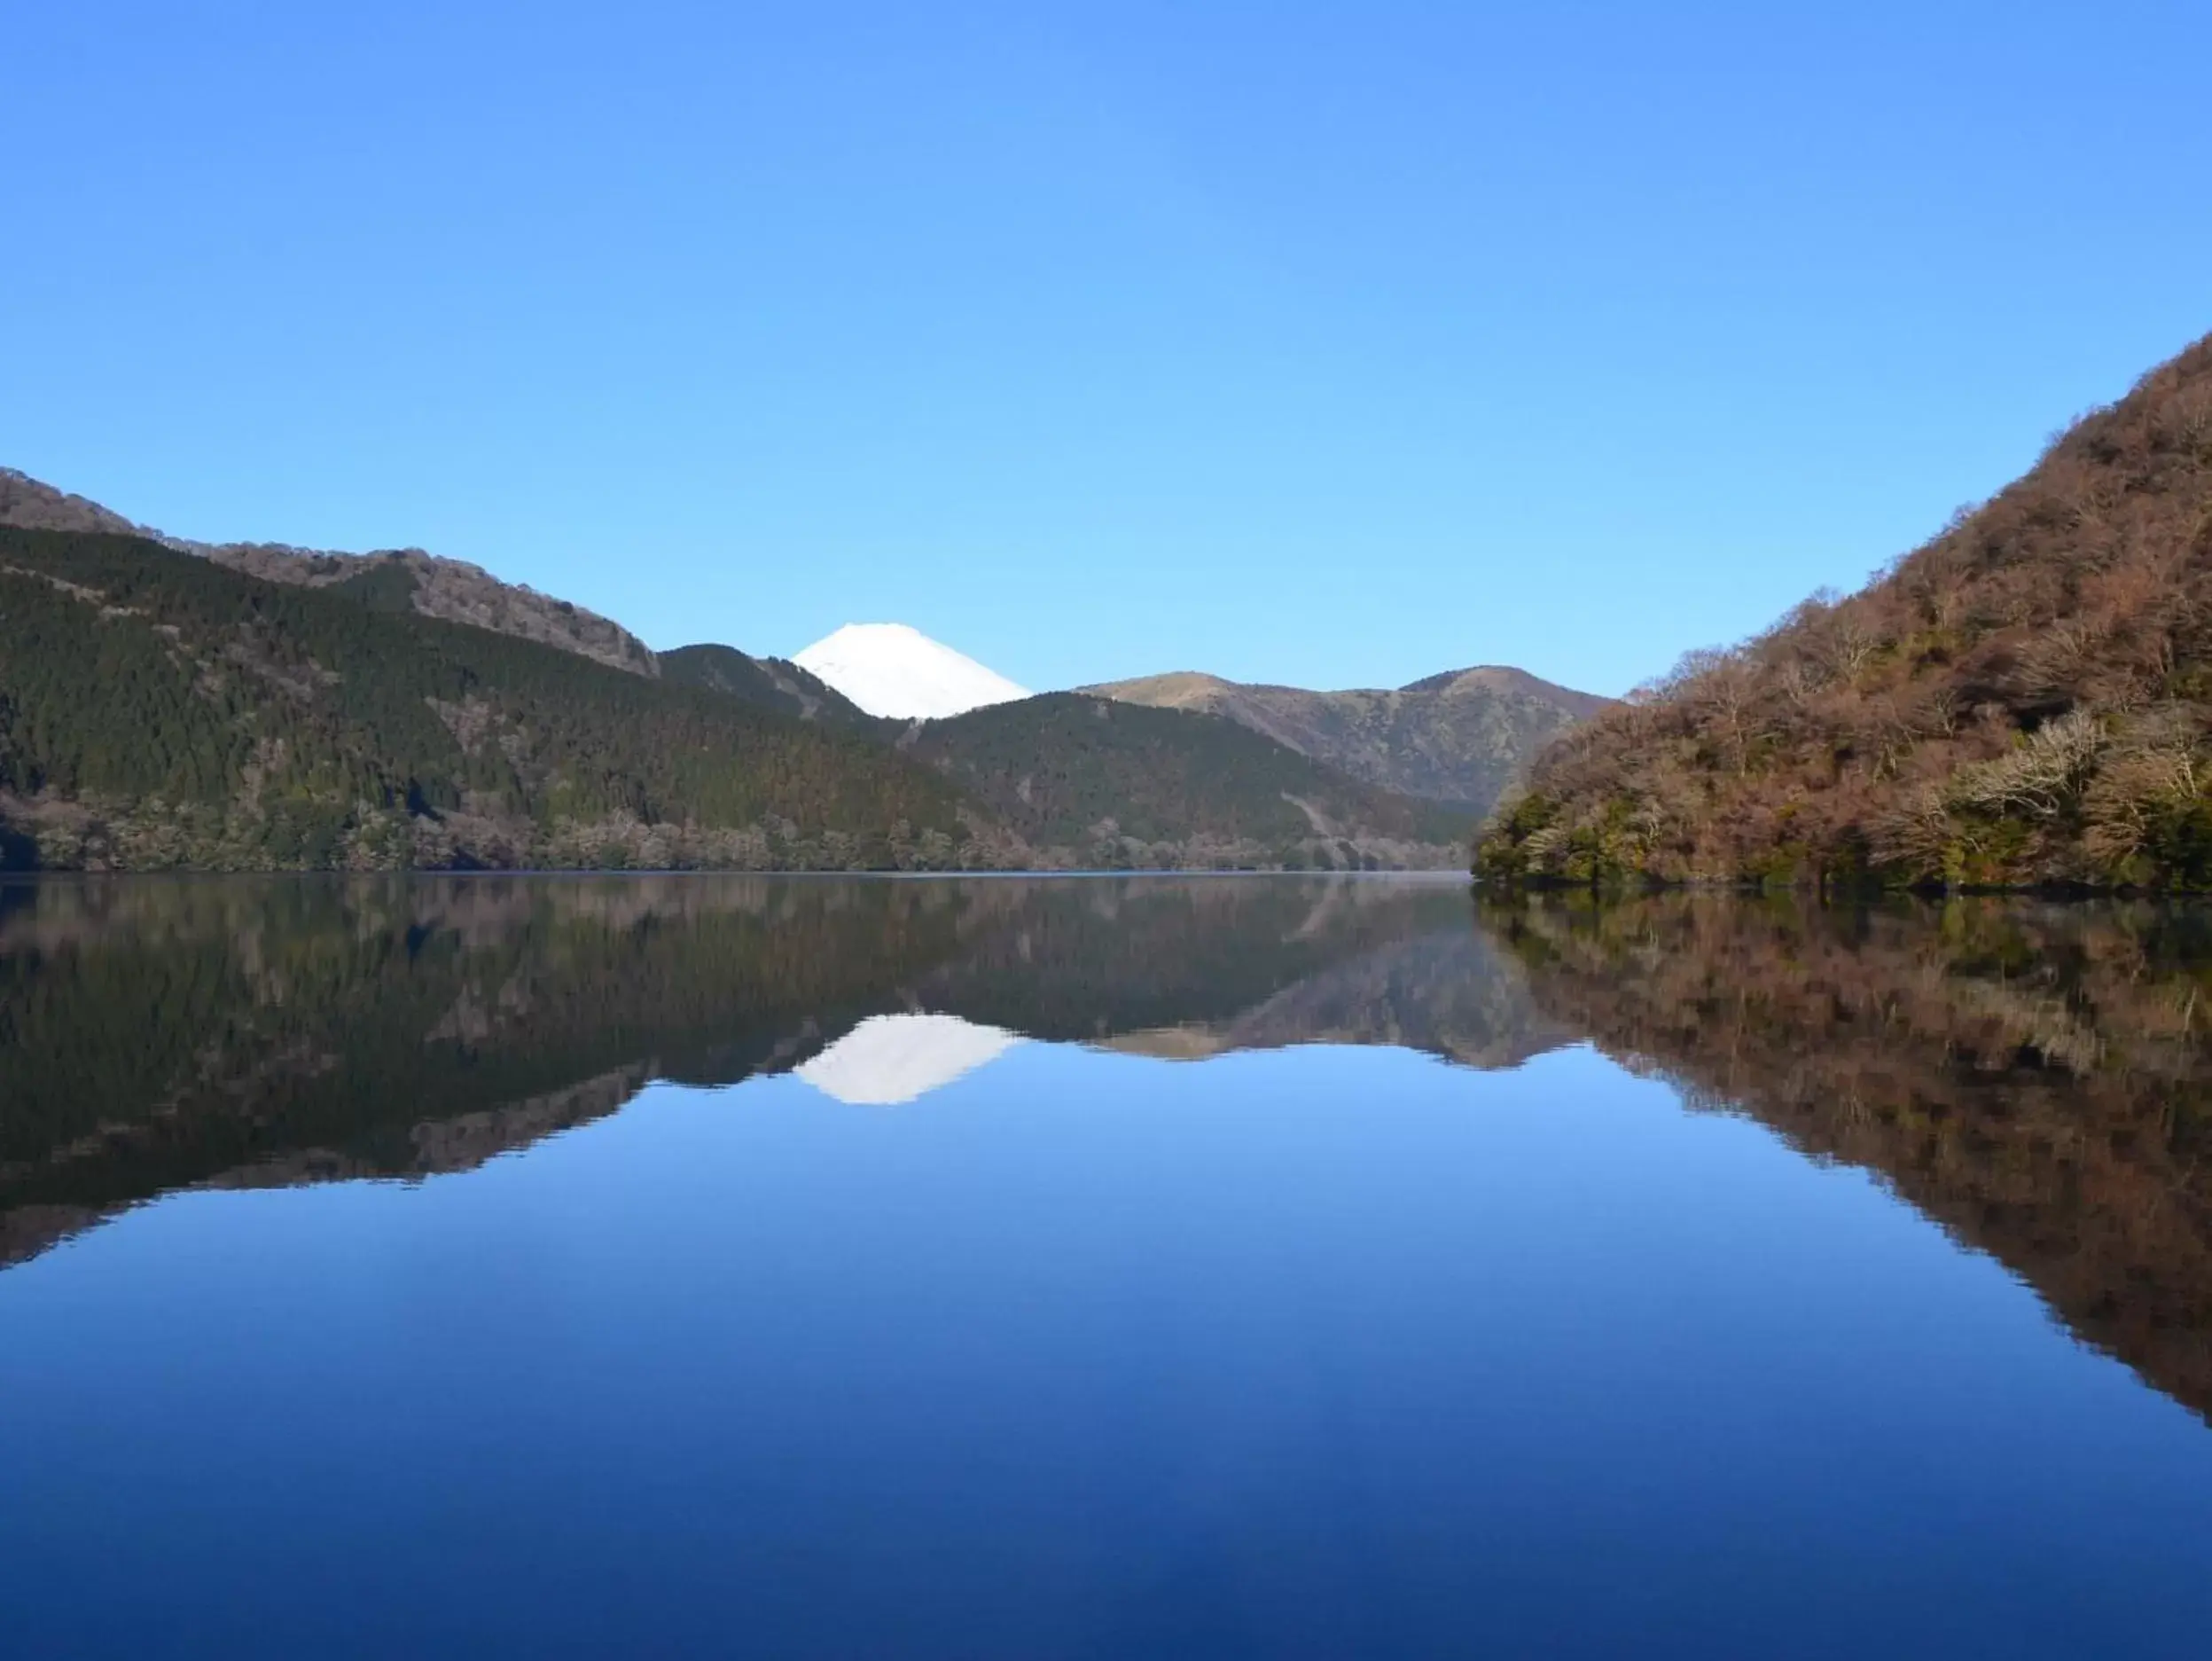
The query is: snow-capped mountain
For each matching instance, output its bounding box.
[794,1014,1025,1105]
[793,623,1029,720]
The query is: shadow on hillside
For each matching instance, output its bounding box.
[0,825,38,871]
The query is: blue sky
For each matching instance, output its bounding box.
[6,2,2208,697]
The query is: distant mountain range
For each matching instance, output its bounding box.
[0,468,1601,871]
[903,693,1470,867]
[1083,666,1608,815]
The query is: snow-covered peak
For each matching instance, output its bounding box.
[793,623,1029,721]
[794,1014,1024,1105]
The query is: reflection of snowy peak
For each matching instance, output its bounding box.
[795,1014,1024,1105]
[792,623,1029,720]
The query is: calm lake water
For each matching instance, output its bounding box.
[4,874,2209,1657]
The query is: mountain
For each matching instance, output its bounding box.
[0,524,991,871]
[0,473,1481,872]
[0,467,144,537]
[795,622,1029,719]
[0,467,659,677]
[0,522,1461,871]
[203,543,660,676]
[1479,331,2212,890]
[1083,664,1606,818]
[656,643,878,726]
[903,693,1472,868]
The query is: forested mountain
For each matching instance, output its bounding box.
[1084,664,1605,817]
[0,525,1470,870]
[2,472,1492,871]
[1479,332,2212,890]
[904,693,1470,868]
[207,543,661,675]
[0,467,659,675]
[657,642,879,727]
[0,526,990,871]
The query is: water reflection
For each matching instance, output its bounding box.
[1480,891,2212,1421]
[6,874,2212,1427]
[0,874,1548,1268]
[797,1013,1026,1104]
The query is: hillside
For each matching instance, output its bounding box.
[1479,332,2212,889]
[0,468,143,537]
[657,642,879,727]
[904,693,1472,868]
[2,474,1510,873]
[0,526,992,871]
[1084,664,1605,817]
[0,467,660,677]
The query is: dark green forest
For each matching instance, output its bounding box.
[0,526,1465,871]
[0,526,1468,875]
[656,641,880,727]
[0,526,985,870]
[906,693,1471,868]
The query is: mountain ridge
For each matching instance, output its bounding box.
[2,467,1541,872]
[1083,664,1606,817]
[0,523,993,872]
[0,523,1463,870]
[903,692,1469,869]
[0,467,660,677]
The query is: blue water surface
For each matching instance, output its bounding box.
[5,1027,2208,1659]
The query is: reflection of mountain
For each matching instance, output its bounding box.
[1479,894,2212,1422]
[797,1015,1024,1105]
[13,874,2212,1426]
[0,874,1555,1265]
[1097,928,1567,1069]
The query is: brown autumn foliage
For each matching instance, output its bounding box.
[1481,892,2212,1420]
[1479,332,2212,889]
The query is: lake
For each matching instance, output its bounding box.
[3,874,2208,1657]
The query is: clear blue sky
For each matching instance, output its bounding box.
[6,2,2208,697]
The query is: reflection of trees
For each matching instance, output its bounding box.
[17,874,2208,1424]
[1479,892,2212,1420]
[0,876,1552,1265]
[1090,928,1567,1069]
[0,876,979,1264]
